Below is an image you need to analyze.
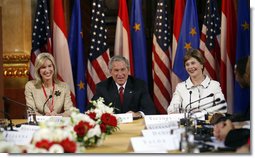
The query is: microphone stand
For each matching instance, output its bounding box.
[181,93,215,126]
[180,93,215,153]
[0,110,16,131]
[2,96,38,126]
[188,98,222,118]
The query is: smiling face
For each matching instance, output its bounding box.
[184,57,204,78]
[110,60,129,86]
[39,59,54,82]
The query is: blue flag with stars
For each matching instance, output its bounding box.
[130,0,148,83]
[68,0,86,112]
[234,0,250,113]
[173,0,200,81]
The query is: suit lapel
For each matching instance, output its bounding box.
[109,81,121,113]
[123,77,134,112]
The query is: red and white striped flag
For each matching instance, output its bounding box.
[171,0,185,92]
[87,0,111,100]
[53,0,75,103]
[114,0,134,75]
[220,0,237,113]
[200,0,221,81]
[152,0,172,114]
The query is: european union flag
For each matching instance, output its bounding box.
[234,0,250,113]
[68,0,86,112]
[173,0,200,81]
[130,0,148,83]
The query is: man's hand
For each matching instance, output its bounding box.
[126,111,142,119]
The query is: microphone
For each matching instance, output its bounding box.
[2,96,38,125]
[42,95,52,115]
[0,110,16,131]
[181,93,214,126]
[184,93,214,111]
[189,91,192,109]
[188,98,221,114]
[190,100,226,117]
[2,96,34,112]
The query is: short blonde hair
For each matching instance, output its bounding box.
[34,52,59,87]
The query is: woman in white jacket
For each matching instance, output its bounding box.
[167,49,227,115]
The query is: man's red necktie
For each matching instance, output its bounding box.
[119,87,124,105]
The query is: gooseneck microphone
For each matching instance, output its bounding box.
[2,96,38,125]
[42,95,52,115]
[181,93,214,126]
[184,93,214,110]
[189,91,192,109]
[2,96,34,112]
[188,98,221,114]
[189,100,226,117]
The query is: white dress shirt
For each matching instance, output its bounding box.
[167,75,227,115]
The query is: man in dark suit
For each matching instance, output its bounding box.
[91,55,156,118]
[212,56,250,152]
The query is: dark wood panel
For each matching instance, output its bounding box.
[3,88,27,119]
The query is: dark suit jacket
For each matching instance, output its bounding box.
[225,128,250,148]
[91,76,156,115]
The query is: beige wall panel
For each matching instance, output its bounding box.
[1,0,31,54]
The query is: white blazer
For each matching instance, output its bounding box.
[167,75,227,115]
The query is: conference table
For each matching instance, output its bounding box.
[11,118,237,154]
[12,118,146,153]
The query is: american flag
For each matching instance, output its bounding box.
[30,0,52,79]
[220,0,237,113]
[200,0,221,81]
[152,0,172,114]
[87,0,111,100]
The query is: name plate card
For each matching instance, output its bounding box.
[130,135,180,152]
[115,113,133,123]
[36,116,63,123]
[18,124,40,133]
[142,128,185,137]
[144,114,184,125]
[145,121,179,130]
[3,131,34,145]
[190,112,206,120]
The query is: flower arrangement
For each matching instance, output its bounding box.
[86,97,119,135]
[26,120,81,153]
[11,97,119,153]
[70,97,119,148]
[70,111,103,147]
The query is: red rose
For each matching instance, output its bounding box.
[101,113,117,127]
[87,112,97,120]
[74,121,93,137]
[35,139,54,150]
[60,138,77,153]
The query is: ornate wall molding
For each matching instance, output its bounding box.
[3,52,30,78]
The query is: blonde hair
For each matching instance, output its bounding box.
[34,52,59,87]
